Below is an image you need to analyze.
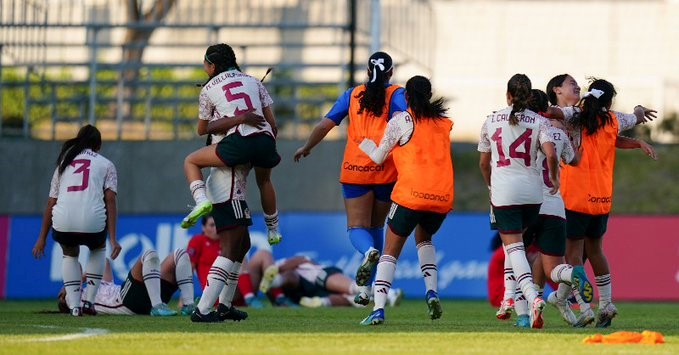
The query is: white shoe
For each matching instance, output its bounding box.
[595,303,618,328]
[529,297,546,329]
[300,296,324,308]
[354,291,370,306]
[547,291,577,326]
[573,308,595,328]
[495,298,515,320]
[387,288,404,307]
[259,265,279,294]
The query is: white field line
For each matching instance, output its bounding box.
[15,325,109,343]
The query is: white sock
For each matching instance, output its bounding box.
[189,180,208,205]
[502,246,516,301]
[83,248,105,304]
[556,283,572,302]
[596,274,612,307]
[349,281,360,295]
[550,264,573,284]
[62,255,82,309]
[373,255,397,311]
[264,210,279,231]
[505,242,538,303]
[573,288,591,311]
[197,256,231,314]
[141,250,162,307]
[173,249,194,305]
[270,274,284,289]
[534,283,544,299]
[219,261,241,308]
[416,241,437,293]
[514,287,528,316]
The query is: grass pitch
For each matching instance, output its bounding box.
[0,300,676,354]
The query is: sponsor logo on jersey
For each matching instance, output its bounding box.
[587,194,612,204]
[411,189,450,202]
[342,162,384,172]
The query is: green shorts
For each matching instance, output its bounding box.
[120,271,177,315]
[492,204,541,234]
[565,209,609,239]
[216,133,280,169]
[387,203,447,238]
[212,199,253,232]
[523,215,566,256]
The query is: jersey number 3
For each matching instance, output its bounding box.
[67,159,91,192]
[491,128,533,167]
[222,81,254,115]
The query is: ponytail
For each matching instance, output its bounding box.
[405,76,447,122]
[507,74,532,126]
[572,78,616,135]
[57,125,102,174]
[356,51,394,117]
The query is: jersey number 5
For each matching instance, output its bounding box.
[490,128,533,167]
[67,159,91,192]
[222,81,254,116]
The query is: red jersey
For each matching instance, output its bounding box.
[187,234,221,288]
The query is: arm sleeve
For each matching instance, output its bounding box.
[324,88,354,125]
[258,81,274,108]
[359,111,413,164]
[537,120,555,146]
[559,133,576,164]
[48,168,60,198]
[104,162,118,193]
[613,111,638,132]
[477,119,491,153]
[198,90,214,121]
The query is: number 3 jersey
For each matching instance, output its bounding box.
[198,69,275,138]
[478,107,553,207]
[49,149,118,233]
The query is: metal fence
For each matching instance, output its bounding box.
[0,0,435,140]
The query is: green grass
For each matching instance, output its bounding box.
[0,300,676,354]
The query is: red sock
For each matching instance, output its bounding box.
[238,273,255,298]
[270,287,284,300]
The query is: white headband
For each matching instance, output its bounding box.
[369,58,392,83]
[583,89,604,99]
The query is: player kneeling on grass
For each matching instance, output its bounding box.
[358,76,454,325]
[57,248,195,316]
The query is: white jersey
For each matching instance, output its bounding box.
[85,281,135,315]
[49,149,117,233]
[559,106,638,147]
[205,165,251,204]
[198,69,275,138]
[537,126,575,218]
[275,257,324,284]
[478,107,553,207]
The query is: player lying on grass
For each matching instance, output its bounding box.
[57,248,195,316]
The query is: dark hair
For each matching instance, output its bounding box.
[355,51,394,117]
[571,78,616,135]
[527,89,549,114]
[56,125,102,175]
[205,43,241,78]
[201,214,213,226]
[507,74,532,126]
[546,74,569,105]
[405,76,447,121]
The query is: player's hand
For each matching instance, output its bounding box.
[639,140,658,160]
[109,240,122,260]
[293,147,310,162]
[634,105,657,124]
[32,238,46,259]
[242,112,266,129]
[549,176,560,195]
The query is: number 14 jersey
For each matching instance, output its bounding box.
[478,107,553,207]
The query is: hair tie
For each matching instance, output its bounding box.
[583,89,604,99]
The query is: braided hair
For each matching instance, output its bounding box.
[571,78,616,135]
[405,75,447,122]
[57,125,102,175]
[355,51,394,117]
[204,43,241,78]
[507,74,532,126]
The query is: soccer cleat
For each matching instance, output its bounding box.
[267,230,282,246]
[387,288,404,307]
[426,290,443,320]
[259,265,279,294]
[571,265,594,303]
[82,301,97,316]
[300,296,324,308]
[70,307,82,317]
[150,303,177,316]
[360,308,385,326]
[547,291,577,326]
[573,308,596,328]
[355,248,380,286]
[495,298,515,320]
[180,304,196,316]
[190,309,223,323]
[529,297,546,329]
[217,303,248,322]
[245,295,265,309]
[181,200,213,229]
[354,291,370,306]
[274,295,299,308]
[514,314,530,328]
[595,303,618,328]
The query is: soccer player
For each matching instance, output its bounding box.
[32,125,121,317]
[57,248,195,316]
[478,74,558,329]
[557,78,656,327]
[181,43,283,247]
[357,75,453,325]
[293,52,407,306]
